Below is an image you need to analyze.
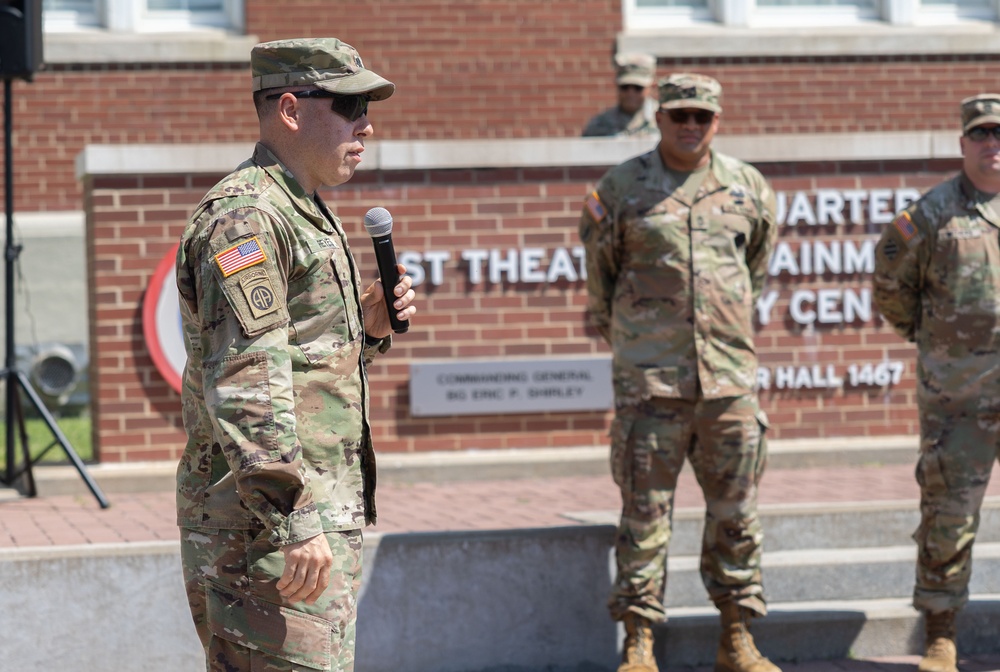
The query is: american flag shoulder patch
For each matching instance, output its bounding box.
[585,191,607,222]
[892,212,917,241]
[215,236,267,277]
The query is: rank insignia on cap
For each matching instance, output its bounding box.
[215,236,267,277]
[892,212,916,241]
[585,191,607,222]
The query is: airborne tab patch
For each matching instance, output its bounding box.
[585,191,607,222]
[215,236,266,277]
[238,268,280,319]
[891,212,916,242]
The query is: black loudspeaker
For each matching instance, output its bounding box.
[0,0,44,81]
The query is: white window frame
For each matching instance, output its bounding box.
[623,0,1000,30]
[44,0,245,34]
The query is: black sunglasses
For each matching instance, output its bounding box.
[966,125,1000,142]
[618,84,644,93]
[666,108,715,125]
[265,89,370,122]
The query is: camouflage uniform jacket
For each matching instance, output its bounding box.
[175,143,388,546]
[873,172,1000,413]
[582,106,659,138]
[579,149,777,404]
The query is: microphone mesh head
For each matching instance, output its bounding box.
[363,207,393,237]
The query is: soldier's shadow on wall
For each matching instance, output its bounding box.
[355,525,619,672]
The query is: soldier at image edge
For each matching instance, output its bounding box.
[174,37,417,672]
[581,52,659,138]
[872,92,1000,672]
[578,72,781,672]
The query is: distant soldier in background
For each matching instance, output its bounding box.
[873,93,1000,672]
[582,53,659,138]
[579,73,779,672]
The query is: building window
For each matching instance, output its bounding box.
[918,0,995,22]
[623,0,999,30]
[44,0,243,33]
[753,0,879,26]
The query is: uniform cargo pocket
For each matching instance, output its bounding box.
[205,579,333,670]
[642,367,681,398]
[609,415,636,490]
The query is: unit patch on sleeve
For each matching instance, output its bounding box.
[238,268,280,319]
[215,236,267,277]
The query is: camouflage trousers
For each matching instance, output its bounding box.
[608,394,769,623]
[181,526,363,672]
[914,410,1000,614]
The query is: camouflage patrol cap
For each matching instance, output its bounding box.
[961,93,1000,132]
[251,38,395,101]
[658,73,722,113]
[614,53,656,87]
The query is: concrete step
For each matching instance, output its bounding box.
[602,499,1000,610]
[658,596,1000,669]
[663,541,1000,608]
[566,497,1000,554]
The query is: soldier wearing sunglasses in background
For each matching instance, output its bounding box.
[873,94,1000,672]
[175,38,417,672]
[579,73,779,672]
[581,53,659,138]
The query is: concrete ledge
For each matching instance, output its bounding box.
[44,32,259,64]
[0,541,202,672]
[620,22,1000,58]
[4,527,1000,672]
[75,132,961,179]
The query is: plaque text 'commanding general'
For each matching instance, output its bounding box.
[409,357,613,417]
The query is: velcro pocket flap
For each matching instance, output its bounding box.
[206,580,332,670]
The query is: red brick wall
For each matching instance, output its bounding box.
[86,157,951,462]
[1,0,997,213]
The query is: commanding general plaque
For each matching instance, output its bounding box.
[410,356,613,417]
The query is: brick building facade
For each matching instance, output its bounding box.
[4,0,997,461]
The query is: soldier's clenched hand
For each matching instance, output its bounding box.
[277,534,334,605]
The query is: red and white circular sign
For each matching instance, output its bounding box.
[143,243,185,393]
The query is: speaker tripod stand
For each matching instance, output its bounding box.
[0,77,108,508]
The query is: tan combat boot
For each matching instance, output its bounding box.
[918,610,958,672]
[715,603,781,672]
[617,613,659,672]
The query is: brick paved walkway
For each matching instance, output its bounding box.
[3,461,999,547]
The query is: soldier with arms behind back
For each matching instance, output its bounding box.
[873,94,1000,672]
[175,37,417,672]
[578,73,780,672]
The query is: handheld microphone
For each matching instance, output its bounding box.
[363,207,409,334]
